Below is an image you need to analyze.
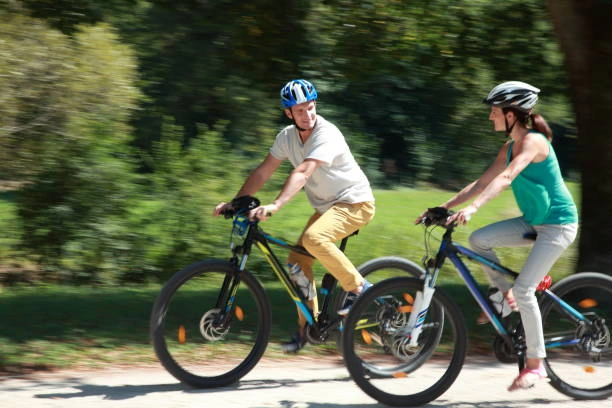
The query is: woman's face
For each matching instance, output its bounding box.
[285,101,317,130]
[488,106,508,132]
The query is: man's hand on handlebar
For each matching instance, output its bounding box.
[213,202,232,217]
[211,196,279,221]
[248,203,278,222]
[213,196,263,219]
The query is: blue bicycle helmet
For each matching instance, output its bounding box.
[280,79,318,108]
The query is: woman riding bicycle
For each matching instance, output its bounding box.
[214,79,375,352]
[418,81,578,391]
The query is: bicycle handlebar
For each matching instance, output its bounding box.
[422,207,456,228]
[221,196,261,219]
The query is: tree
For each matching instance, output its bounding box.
[1,12,142,282]
[547,1,612,274]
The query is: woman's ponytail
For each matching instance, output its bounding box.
[503,108,553,141]
[531,114,553,141]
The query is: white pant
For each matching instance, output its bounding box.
[469,217,578,358]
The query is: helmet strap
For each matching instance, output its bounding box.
[294,120,307,132]
[504,112,517,137]
[295,119,317,134]
[287,110,307,132]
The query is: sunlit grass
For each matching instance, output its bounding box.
[0,184,581,373]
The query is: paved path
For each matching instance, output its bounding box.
[1,355,609,408]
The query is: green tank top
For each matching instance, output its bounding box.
[507,132,578,225]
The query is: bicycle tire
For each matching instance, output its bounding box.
[342,277,467,406]
[539,272,611,400]
[334,257,425,352]
[150,259,271,388]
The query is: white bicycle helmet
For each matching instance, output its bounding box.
[280,79,318,108]
[483,81,540,112]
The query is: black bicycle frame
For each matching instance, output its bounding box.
[228,216,349,328]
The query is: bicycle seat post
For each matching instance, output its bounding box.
[339,237,349,252]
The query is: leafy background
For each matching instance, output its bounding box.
[0,1,577,283]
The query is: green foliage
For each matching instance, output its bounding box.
[1,1,579,283]
[120,119,255,282]
[9,0,574,187]
[0,11,72,179]
[1,15,142,282]
[0,190,22,262]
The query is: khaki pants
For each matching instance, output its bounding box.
[287,201,375,329]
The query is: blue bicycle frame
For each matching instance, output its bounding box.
[429,227,590,349]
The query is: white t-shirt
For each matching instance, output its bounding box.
[269,115,374,213]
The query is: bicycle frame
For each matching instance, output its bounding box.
[227,214,347,328]
[420,225,593,351]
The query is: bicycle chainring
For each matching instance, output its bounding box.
[493,334,517,364]
[304,325,327,344]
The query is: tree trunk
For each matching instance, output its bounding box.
[547,1,612,275]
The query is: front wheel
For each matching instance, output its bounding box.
[342,277,467,406]
[150,260,271,387]
[540,272,612,400]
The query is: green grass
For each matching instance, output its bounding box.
[0,185,581,373]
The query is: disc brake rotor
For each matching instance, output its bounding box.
[200,308,230,341]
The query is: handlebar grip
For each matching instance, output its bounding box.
[423,207,455,227]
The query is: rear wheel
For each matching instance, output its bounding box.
[150,260,271,387]
[333,257,425,352]
[540,272,612,400]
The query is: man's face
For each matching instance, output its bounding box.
[286,101,317,130]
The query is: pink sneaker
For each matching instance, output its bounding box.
[508,365,548,391]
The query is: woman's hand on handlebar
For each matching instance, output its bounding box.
[446,204,477,225]
[415,206,448,225]
[414,209,430,225]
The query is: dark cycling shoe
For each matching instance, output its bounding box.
[281,332,306,353]
[337,279,372,316]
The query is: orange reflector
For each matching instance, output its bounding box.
[584,366,596,373]
[398,305,413,313]
[393,371,407,378]
[403,293,415,304]
[178,325,186,344]
[361,329,373,345]
[235,306,245,321]
[578,298,598,309]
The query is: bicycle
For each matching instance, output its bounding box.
[149,195,422,387]
[341,207,611,406]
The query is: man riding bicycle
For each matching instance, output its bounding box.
[214,79,375,352]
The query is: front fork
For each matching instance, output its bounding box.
[404,274,436,347]
[214,259,244,326]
